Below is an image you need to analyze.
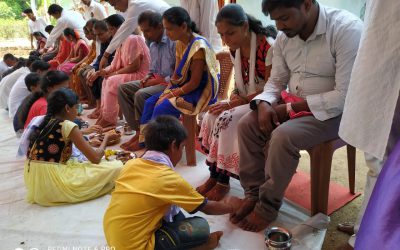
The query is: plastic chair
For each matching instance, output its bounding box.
[307,138,356,215]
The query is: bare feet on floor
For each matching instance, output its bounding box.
[191,231,223,250]
[87,109,100,119]
[120,136,143,152]
[95,118,116,128]
[205,183,230,201]
[238,210,271,232]
[120,134,139,151]
[229,197,257,224]
[196,178,217,195]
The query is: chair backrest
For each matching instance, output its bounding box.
[216,50,233,100]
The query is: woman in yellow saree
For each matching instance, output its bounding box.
[126,6,220,150]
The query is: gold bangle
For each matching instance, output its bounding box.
[170,90,176,97]
[179,87,185,95]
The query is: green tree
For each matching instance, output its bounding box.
[0,2,16,19]
[3,0,31,20]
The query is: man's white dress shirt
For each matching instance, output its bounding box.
[105,0,170,54]
[340,0,400,160]
[180,0,223,52]
[8,73,31,119]
[254,5,363,122]
[28,17,49,38]
[83,0,108,20]
[45,10,86,48]
[0,67,30,109]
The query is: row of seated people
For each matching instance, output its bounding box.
[4,0,364,248]
[11,5,270,249]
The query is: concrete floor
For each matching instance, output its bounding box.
[297,149,368,249]
[1,44,369,250]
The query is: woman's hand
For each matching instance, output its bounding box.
[82,125,103,135]
[156,92,174,106]
[209,102,231,116]
[87,70,99,86]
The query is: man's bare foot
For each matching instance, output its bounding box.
[88,109,100,119]
[229,197,257,224]
[191,231,223,250]
[95,118,116,128]
[238,210,271,232]
[120,138,143,152]
[120,134,139,150]
[205,183,230,201]
[196,178,217,195]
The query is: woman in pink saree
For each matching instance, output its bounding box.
[95,30,150,128]
[58,28,89,75]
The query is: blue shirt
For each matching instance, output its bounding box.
[93,40,115,71]
[149,34,176,82]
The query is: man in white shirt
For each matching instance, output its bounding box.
[338,0,400,248]
[23,8,49,49]
[45,4,87,49]
[8,60,50,119]
[81,0,108,20]
[99,0,170,69]
[0,54,18,79]
[0,56,37,110]
[230,0,363,232]
[180,0,223,52]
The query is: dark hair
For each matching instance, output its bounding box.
[93,20,108,31]
[23,8,34,14]
[30,60,50,73]
[86,18,98,28]
[105,14,125,28]
[26,55,40,68]
[2,58,26,78]
[25,72,41,91]
[40,70,69,94]
[45,25,54,34]
[216,4,277,38]
[144,115,188,152]
[262,0,316,16]
[3,53,16,61]
[32,31,47,39]
[29,88,79,144]
[63,28,79,39]
[138,11,162,28]
[48,4,63,15]
[162,7,199,33]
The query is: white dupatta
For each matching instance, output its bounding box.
[233,31,257,96]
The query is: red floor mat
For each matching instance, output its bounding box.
[195,140,360,215]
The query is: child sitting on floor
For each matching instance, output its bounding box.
[104,116,235,250]
[22,88,123,206]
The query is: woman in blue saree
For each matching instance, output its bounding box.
[124,6,220,151]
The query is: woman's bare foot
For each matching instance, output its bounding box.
[229,197,257,224]
[87,108,100,119]
[196,178,217,195]
[95,118,116,128]
[191,231,223,250]
[205,183,230,201]
[238,210,271,232]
